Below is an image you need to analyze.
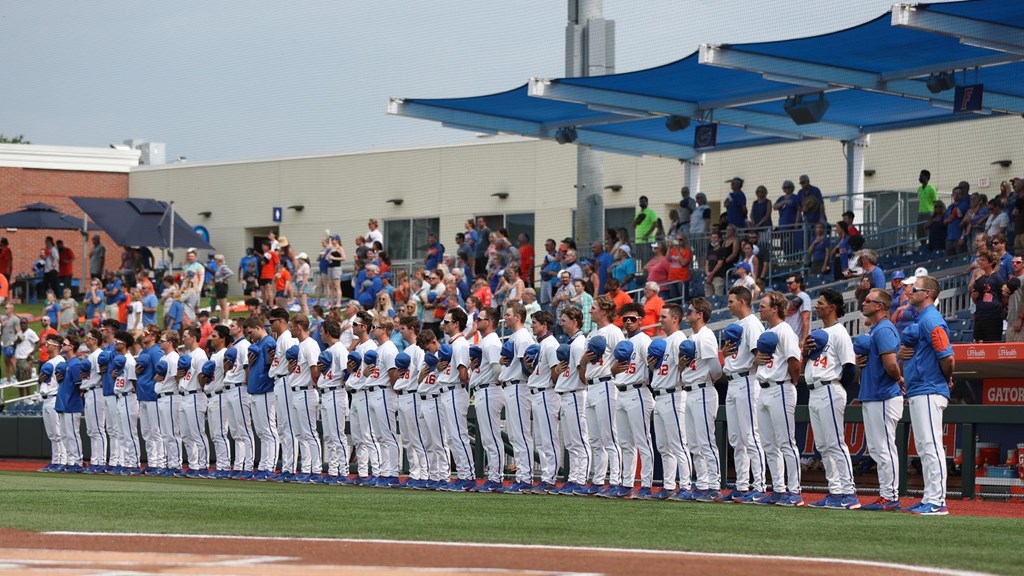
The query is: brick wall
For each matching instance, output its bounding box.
[0,167,128,291]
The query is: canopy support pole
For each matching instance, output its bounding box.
[844,135,869,225]
[683,153,705,196]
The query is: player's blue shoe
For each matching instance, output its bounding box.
[184,469,200,479]
[308,474,326,484]
[862,497,901,511]
[293,473,311,483]
[672,488,697,501]
[595,484,619,498]
[727,490,748,503]
[839,494,861,509]
[614,485,633,498]
[696,489,722,502]
[767,491,787,505]
[634,486,653,500]
[480,480,503,492]
[550,481,574,495]
[912,503,948,516]
[503,482,529,494]
[776,493,805,507]
[64,464,84,473]
[738,490,768,504]
[381,476,402,488]
[809,493,842,508]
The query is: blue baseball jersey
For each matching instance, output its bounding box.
[858,318,902,402]
[135,345,162,402]
[55,357,85,413]
[903,305,953,398]
[246,335,276,394]
[101,343,116,396]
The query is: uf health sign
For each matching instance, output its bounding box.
[953,84,984,113]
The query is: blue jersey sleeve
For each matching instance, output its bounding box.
[873,323,899,355]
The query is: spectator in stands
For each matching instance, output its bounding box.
[612,228,630,256]
[13,318,38,383]
[455,232,472,273]
[634,196,659,243]
[643,241,670,292]
[841,211,860,236]
[1,302,18,384]
[721,224,741,270]
[1012,178,1024,256]
[797,175,826,227]
[858,249,886,289]
[0,238,11,283]
[723,177,747,230]
[605,278,633,327]
[580,260,599,297]
[985,198,1009,239]
[731,262,759,300]
[42,237,60,297]
[474,217,491,277]
[775,180,801,254]
[365,218,383,246]
[258,240,278,303]
[915,169,938,247]
[678,186,695,236]
[738,240,759,283]
[971,250,1005,342]
[942,188,965,256]
[824,221,853,280]
[967,233,990,286]
[805,222,830,274]
[570,278,594,334]
[590,241,613,294]
[781,275,809,336]
[54,239,74,292]
[609,245,636,293]
[424,232,444,272]
[992,234,1013,281]
[562,249,583,281]
[963,193,990,247]
[750,185,773,232]
[691,193,711,238]
[640,281,663,337]
[704,231,728,297]
[666,233,692,302]
[551,270,576,320]
[1005,256,1024,342]
[517,233,534,287]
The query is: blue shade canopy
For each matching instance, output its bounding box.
[0,203,92,230]
[391,0,1024,158]
[71,197,214,250]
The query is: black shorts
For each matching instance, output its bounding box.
[258,278,272,287]
[215,283,228,299]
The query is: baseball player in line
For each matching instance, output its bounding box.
[285,315,324,482]
[98,320,123,473]
[395,316,427,487]
[134,327,165,474]
[855,288,904,511]
[437,309,475,491]
[679,298,722,502]
[802,290,858,509]
[497,303,536,493]
[524,310,561,493]
[37,335,66,471]
[415,330,450,488]
[582,296,624,497]
[82,329,108,473]
[364,315,400,487]
[224,321,255,476]
[467,308,504,492]
[112,332,141,473]
[181,327,210,477]
[754,292,803,506]
[268,308,297,479]
[348,311,381,483]
[203,325,232,478]
[244,317,279,479]
[553,306,591,495]
[53,336,84,472]
[318,319,352,484]
[647,304,691,499]
[720,287,769,503]
[154,331,183,475]
[611,302,654,498]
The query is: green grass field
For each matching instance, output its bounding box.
[0,472,1019,575]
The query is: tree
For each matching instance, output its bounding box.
[0,134,30,144]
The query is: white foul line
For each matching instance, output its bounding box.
[45,531,997,576]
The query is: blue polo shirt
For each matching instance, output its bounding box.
[56,357,85,413]
[868,266,886,290]
[246,335,276,395]
[858,318,902,402]
[903,305,953,399]
[101,343,116,397]
[726,190,747,228]
[141,293,158,327]
[135,344,162,402]
[595,251,614,293]
[104,279,122,305]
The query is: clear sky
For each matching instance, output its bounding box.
[1,0,929,163]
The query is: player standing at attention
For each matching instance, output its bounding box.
[899,275,954,516]
[364,315,401,487]
[243,317,278,480]
[679,298,723,502]
[154,331,182,476]
[524,310,561,493]
[111,332,141,474]
[554,306,591,496]
[437,308,475,491]
[286,314,324,483]
[611,302,653,499]
[224,320,254,477]
[582,295,624,496]
[267,308,297,480]
[180,327,210,477]
[467,308,504,492]
[856,288,904,511]
[802,289,858,509]
[415,329,448,489]
[755,292,803,506]
[497,302,536,493]
[719,287,768,503]
[348,311,381,484]
[203,325,232,478]
[318,319,351,484]
[98,320,123,473]
[54,335,84,472]
[647,304,690,499]
[134,326,165,475]
[394,316,427,488]
[82,330,108,473]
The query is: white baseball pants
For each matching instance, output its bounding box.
[250,390,279,472]
[585,382,621,486]
[350,388,381,478]
[808,384,855,495]
[531,388,561,485]
[503,383,534,483]
[103,394,123,467]
[652,390,691,491]
[441,385,474,481]
[685,385,721,490]
[42,397,65,465]
[138,399,164,469]
[616,385,654,488]
[157,395,183,469]
[909,394,948,506]
[274,379,298,473]
[417,393,450,482]
[60,412,83,466]
[206,392,231,471]
[224,385,254,471]
[559,389,591,486]
[758,382,801,494]
[116,393,141,468]
[862,397,902,501]
[320,387,350,477]
[83,388,107,467]
[725,375,766,492]
[290,387,323,475]
[473,386,504,484]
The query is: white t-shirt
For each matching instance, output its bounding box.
[681,325,721,388]
[469,333,501,387]
[613,331,652,387]
[650,330,686,391]
[756,321,801,383]
[584,323,624,381]
[784,291,813,341]
[723,313,764,376]
[288,337,322,390]
[526,334,559,390]
[14,328,38,360]
[555,332,588,393]
[365,229,384,246]
[86,347,103,389]
[804,323,855,384]
[733,275,757,292]
[497,327,535,383]
[127,301,143,332]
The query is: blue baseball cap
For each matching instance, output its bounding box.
[223,347,238,365]
[347,351,362,366]
[722,323,744,346]
[394,352,411,370]
[613,340,634,363]
[587,335,607,364]
[890,270,905,282]
[424,353,439,371]
[469,346,483,361]
[901,324,921,348]
[79,359,92,376]
[262,339,276,356]
[154,360,169,377]
[428,292,439,303]
[647,338,667,369]
[853,334,871,356]
[55,362,68,380]
[734,262,752,275]
[756,331,779,355]
[317,350,333,371]
[556,343,571,363]
[40,362,56,383]
[112,354,127,372]
[437,343,453,363]
[285,345,300,362]
[201,360,216,380]
[97,351,111,367]
[363,349,378,367]
[678,339,696,362]
[807,329,829,360]
[177,354,192,372]
[500,339,515,362]
[522,344,541,375]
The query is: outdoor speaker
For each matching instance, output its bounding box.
[926,71,956,94]
[665,115,690,132]
[783,93,829,125]
[554,126,578,144]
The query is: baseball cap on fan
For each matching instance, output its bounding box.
[902,266,929,286]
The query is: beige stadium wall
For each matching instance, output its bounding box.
[129,114,1022,291]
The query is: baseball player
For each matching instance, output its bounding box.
[243,316,278,479]
[553,305,591,496]
[224,320,255,477]
[679,297,723,502]
[416,330,449,489]
[203,325,233,478]
[582,295,624,496]
[81,329,108,473]
[98,319,123,473]
[111,332,141,474]
[179,327,210,477]
[497,302,536,493]
[134,326,165,475]
[53,335,84,472]
[364,315,401,487]
[856,288,903,511]
[437,308,475,491]
[37,334,66,471]
[267,308,298,480]
[647,304,691,499]
[720,286,768,503]
[524,310,561,494]
[154,330,183,476]
[286,314,324,483]
[755,292,803,506]
[803,290,859,509]
[611,302,653,499]
[348,310,381,483]
[898,275,953,516]
[395,316,428,488]
[317,318,351,484]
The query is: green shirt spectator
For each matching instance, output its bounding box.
[634,195,658,242]
[917,170,937,214]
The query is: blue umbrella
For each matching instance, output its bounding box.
[0,203,92,230]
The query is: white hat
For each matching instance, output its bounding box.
[296,252,308,260]
[902,266,929,285]
[618,245,632,256]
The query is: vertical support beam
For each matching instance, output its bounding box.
[844,135,869,224]
[896,406,910,497]
[961,422,976,499]
[684,153,705,196]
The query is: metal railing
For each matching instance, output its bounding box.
[0,378,41,411]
